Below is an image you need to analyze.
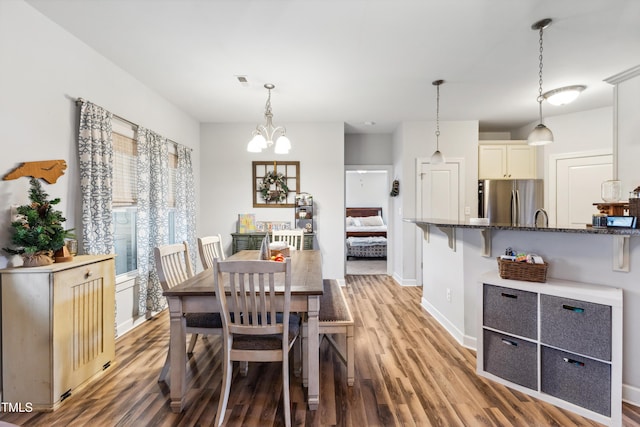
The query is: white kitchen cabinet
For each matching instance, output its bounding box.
[477,273,622,426]
[478,141,537,179]
[1,255,116,410]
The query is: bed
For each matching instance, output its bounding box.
[346,207,387,258]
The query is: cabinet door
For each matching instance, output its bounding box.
[478,145,507,179]
[507,145,537,179]
[53,259,115,400]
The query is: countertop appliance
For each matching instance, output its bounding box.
[478,179,543,226]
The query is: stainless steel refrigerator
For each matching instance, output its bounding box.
[478,179,543,226]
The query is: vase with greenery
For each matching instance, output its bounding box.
[3,177,74,267]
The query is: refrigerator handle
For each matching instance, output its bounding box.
[514,190,521,226]
[510,190,517,226]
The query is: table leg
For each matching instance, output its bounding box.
[307,295,320,410]
[167,297,186,413]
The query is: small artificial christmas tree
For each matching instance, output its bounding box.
[4,177,73,266]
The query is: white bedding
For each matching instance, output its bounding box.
[346,236,387,246]
[346,225,387,233]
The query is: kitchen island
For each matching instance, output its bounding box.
[404,218,640,409]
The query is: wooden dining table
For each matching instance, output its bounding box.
[163,249,324,413]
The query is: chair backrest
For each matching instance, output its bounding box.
[154,242,194,292]
[213,258,291,338]
[198,234,225,269]
[271,229,305,251]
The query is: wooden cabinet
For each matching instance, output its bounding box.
[231,232,315,254]
[1,255,115,410]
[478,142,537,179]
[477,273,622,426]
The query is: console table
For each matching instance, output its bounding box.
[231,232,315,253]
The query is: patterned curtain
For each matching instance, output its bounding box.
[136,128,169,314]
[77,101,114,255]
[175,145,197,268]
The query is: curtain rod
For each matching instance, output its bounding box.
[76,97,191,151]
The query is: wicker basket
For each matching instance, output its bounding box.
[497,257,548,283]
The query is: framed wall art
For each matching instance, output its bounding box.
[253,161,300,208]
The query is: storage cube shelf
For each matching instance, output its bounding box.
[477,273,622,426]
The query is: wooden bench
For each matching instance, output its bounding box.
[303,279,355,386]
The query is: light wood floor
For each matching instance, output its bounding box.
[1,274,639,426]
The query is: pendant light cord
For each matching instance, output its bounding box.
[537,25,545,122]
[435,82,440,150]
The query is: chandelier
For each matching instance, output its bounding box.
[247,84,291,154]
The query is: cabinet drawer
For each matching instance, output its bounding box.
[483,284,537,339]
[483,329,537,390]
[540,295,611,361]
[541,346,611,416]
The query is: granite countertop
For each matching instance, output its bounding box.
[403,218,640,236]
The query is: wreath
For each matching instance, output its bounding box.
[259,171,289,203]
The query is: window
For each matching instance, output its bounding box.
[112,122,138,276]
[111,120,180,276]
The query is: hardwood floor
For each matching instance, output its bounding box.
[1,274,639,426]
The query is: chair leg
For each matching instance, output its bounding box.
[240,361,249,376]
[215,338,233,427]
[282,352,291,427]
[187,333,198,354]
[293,335,302,377]
[158,346,170,383]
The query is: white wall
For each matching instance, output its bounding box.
[345,170,389,217]
[392,120,479,285]
[199,122,345,281]
[612,69,640,196]
[344,133,392,165]
[0,1,200,337]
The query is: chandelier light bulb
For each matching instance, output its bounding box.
[247,84,291,154]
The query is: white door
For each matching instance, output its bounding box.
[554,154,613,227]
[420,162,460,220]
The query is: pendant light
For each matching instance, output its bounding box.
[247,84,291,154]
[527,18,553,146]
[431,79,445,164]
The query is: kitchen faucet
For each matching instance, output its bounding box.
[534,208,548,228]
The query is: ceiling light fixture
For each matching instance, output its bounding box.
[527,18,554,146]
[247,83,291,154]
[543,85,586,105]
[431,79,445,165]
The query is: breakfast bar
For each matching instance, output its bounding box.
[405,218,640,420]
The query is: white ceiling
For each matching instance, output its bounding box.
[26,0,640,134]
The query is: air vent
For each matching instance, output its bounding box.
[235,75,249,87]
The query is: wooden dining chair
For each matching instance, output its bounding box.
[213,258,299,427]
[272,229,305,251]
[198,234,225,269]
[154,242,223,383]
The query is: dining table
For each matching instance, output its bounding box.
[163,249,324,413]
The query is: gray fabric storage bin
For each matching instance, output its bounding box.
[483,329,537,390]
[540,294,611,361]
[483,284,537,339]
[541,346,611,416]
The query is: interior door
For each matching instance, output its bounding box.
[555,154,612,227]
[420,162,460,220]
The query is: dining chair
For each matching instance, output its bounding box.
[213,257,299,427]
[154,242,223,383]
[198,234,226,269]
[272,229,305,251]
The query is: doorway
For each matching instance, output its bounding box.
[345,166,391,275]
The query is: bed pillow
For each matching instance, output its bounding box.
[358,215,384,226]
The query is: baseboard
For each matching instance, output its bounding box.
[421,296,465,346]
[623,383,640,408]
[392,272,417,286]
